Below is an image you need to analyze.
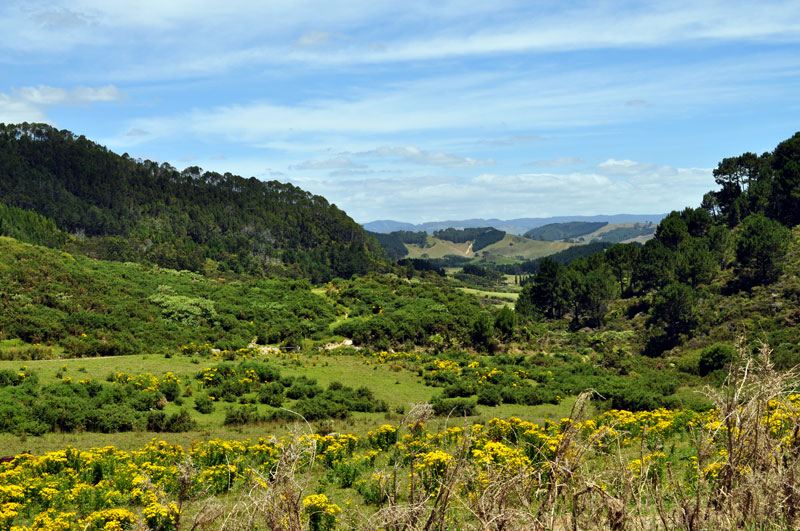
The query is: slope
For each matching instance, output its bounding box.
[402,233,574,262]
[0,123,378,281]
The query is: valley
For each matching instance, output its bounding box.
[0,126,799,528]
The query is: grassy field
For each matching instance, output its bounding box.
[404,236,472,259]
[404,234,574,262]
[456,287,518,307]
[0,350,577,455]
[478,234,574,261]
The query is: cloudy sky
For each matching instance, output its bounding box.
[2,1,799,223]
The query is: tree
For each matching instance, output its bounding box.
[574,266,619,327]
[712,152,762,223]
[772,133,800,225]
[515,258,569,319]
[701,191,722,221]
[648,282,697,343]
[706,224,734,268]
[675,238,716,288]
[682,207,712,238]
[605,243,640,295]
[655,212,688,250]
[735,213,791,286]
[698,344,734,377]
[632,239,675,292]
[493,306,516,339]
[470,316,496,352]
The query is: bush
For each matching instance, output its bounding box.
[147,409,197,432]
[442,381,475,398]
[195,394,214,414]
[257,382,285,407]
[431,396,477,416]
[699,344,734,377]
[224,405,263,426]
[295,397,350,421]
[477,386,502,406]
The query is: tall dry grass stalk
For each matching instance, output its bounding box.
[220,426,316,530]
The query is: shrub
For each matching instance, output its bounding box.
[699,343,735,377]
[224,405,263,426]
[257,382,285,407]
[431,396,477,416]
[477,386,502,406]
[146,409,197,432]
[195,394,214,414]
[295,397,349,421]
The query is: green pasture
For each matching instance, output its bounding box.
[0,349,578,455]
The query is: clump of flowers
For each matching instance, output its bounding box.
[302,493,341,531]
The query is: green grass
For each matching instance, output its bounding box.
[0,350,589,455]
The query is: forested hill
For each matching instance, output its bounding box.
[0,123,379,281]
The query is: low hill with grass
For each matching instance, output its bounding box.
[402,233,574,262]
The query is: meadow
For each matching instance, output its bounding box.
[0,343,797,530]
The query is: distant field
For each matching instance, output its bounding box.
[457,287,519,307]
[405,234,574,262]
[404,235,472,258]
[480,234,574,261]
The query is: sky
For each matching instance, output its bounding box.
[1,1,799,224]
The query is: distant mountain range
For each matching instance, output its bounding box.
[363,214,667,235]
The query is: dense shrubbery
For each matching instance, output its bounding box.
[454,264,505,288]
[391,230,428,246]
[330,275,485,349]
[0,370,194,435]
[498,241,613,276]
[0,238,338,356]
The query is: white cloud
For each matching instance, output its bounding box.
[292,156,364,170]
[525,157,584,167]
[106,49,800,153]
[596,159,642,174]
[360,146,494,168]
[294,30,345,48]
[15,84,124,105]
[0,93,48,123]
[70,85,124,102]
[2,1,797,81]
[282,158,715,223]
[14,86,68,104]
[0,84,125,126]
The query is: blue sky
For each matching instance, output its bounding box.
[1,1,799,223]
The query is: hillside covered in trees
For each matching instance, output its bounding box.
[515,132,800,364]
[0,123,380,281]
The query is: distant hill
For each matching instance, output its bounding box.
[0,123,379,282]
[402,232,574,262]
[524,221,608,240]
[363,214,667,235]
[523,221,657,243]
[573,222,656,244]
